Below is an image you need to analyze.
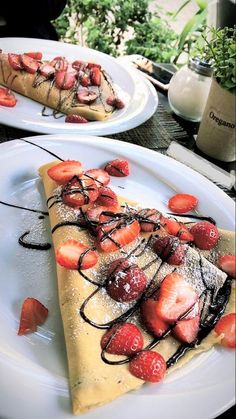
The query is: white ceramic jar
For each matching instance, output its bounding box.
[168,58,213,122]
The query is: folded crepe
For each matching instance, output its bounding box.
[0,52,116,121]
[39,161,235,415]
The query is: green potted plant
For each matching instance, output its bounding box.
[195,26,236,162]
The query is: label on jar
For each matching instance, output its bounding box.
[208,108,235,130]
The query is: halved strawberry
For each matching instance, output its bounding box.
[77,89,98,104]
[217,255,236,278]
[72,60,85,71]
[215,313,236,348]
[190,221,220,250]
[140,298,169,337]
[96,186,118,207]
[20,54,40,74]
[106,96,125,109]
[173,315,200,343]
[85,169,110,187]
[98,218,140,252]
[62,176,98,208]
[25,51,42,60]
[104,159,130,177]
[101,323,143,355]
[86,205,119,224]
[39,63,55,78]
[65,114,88,123]
[156,272,198,322]
[17,297,48,336]
[161,217,194,242]
[138,208,161,232]
[80,73,91,87]
[8,53,23,70]
[168,193,198,214]
[56,239,98,270]
[153,236,186,265]
[50,56,68,71]
[87,62,101,70]
[129,350,166,382]
[90,66,101,86]
[55,70,76,90]
[47,160,83,184]
[0,87,17,107]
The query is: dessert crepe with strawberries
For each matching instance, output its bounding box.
[39,159,235,415]
[0,51,119,121]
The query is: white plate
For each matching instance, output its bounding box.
[0,38,158,135]
[0,135,235,419]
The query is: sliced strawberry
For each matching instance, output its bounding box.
[140,298,169,337]
[90,66,101,86]
[98,218,140,252]
[85,169,110,187]
[217,255,236,278]
[129,350,166,382]
[0,87,17,107]
[106,258,147,302]
[156,272,198,323]
[106,96,125,109]
[72,60,85,71]
[215,313,236,348]
[86,205,119,224]
[56,239,98,270]
[80,73,91,87]
[161,217,194,242]
[87,62,101,70]
[173,315,200,343]
[62,176,98,207]
[153,236,186,265]
[25,51,42,60]
[39,63,55,78]
[50,56,68,71]
[104,159,130,177]
[138,208,161,232]
[65,114,88,123]
[47,160,83,185]
[20,54,40,74]
[101,323,143,355]
[8,53,23,70]
[55,70,76,90]
[168,193,198,214]
[17,298,48,336]
[177,223,194,241]
[77,89,98,104]
[190,221,220,250]
[96,186,118,207]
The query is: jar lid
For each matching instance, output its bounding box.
[188,58,213,76]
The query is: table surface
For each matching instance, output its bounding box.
[0,86,235,419]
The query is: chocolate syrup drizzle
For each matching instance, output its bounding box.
[0,139,233,373]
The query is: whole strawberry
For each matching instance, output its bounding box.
[190,221,219,250]
[129,350,166,382]
[101,323,144,355]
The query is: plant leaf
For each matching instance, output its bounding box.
[178,9,207,51]
[195,0,207,11]
[172,0,191,19]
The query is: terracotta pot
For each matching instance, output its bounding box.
[196,78,236,162]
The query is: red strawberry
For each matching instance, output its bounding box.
[129,350,166,382]
[8,53,23,70]
[62,176,98,207]
[0,87,17,107]
[104,159,130,177]
[168,193,198,214]
[20,54,40,74]
[96,186,118,207]
[17,298,48,336]
[65,114,88,123]
[156,272,198,322]
[56,239,98,270]
[161,217,194,242]
[218,255,236,278]
[86,205,119,223]
[39,63,55,78]
[101,323,143,355]
[106,96,125,109]
[190,221,220,250]
[87,62,101,70]
[173,315,200,343]
[90,66,101,86]
[80,73,91,87]
[215,313,236,348]
[138,208,161,232]
[106,259,147,302]
[50,56,68,71]
[85,169,110,187]
[98,219,140,252]
[47,160,83,184]
[140,298,169,337]
[55,70,76,90]
[77,89,98,104]
[72,60,84,71]
[25,51,42,60]
[153,236,186,265]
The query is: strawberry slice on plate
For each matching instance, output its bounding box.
[55,70,76,90]
[97,218,140,252]
[62,176,98,207]
[8,53,23,70]
[56,239,98,270]
[156,272,198,322]
[77,89,98,104]
[17,297,49,336]
[65,114,89,123]
[168,193,198,214]
[25,51,42,60]
[153,235,186,265]
[173,315,200,343]
[90,66,101,86]
[85,169,110,187]
[50,56,68,71]
[101,323,143,355]
[140,298,169,337]
[20,53,40,74]
[215,313,236,348]
[104,159,130,177]
[129,350,166,382]
[217,255,236,278]
[0,87,17,107]
[47,160,83,184]
[86,205,119,223]
[161,217,194,242]
[96,186,118,207]
[39,63,55,78]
